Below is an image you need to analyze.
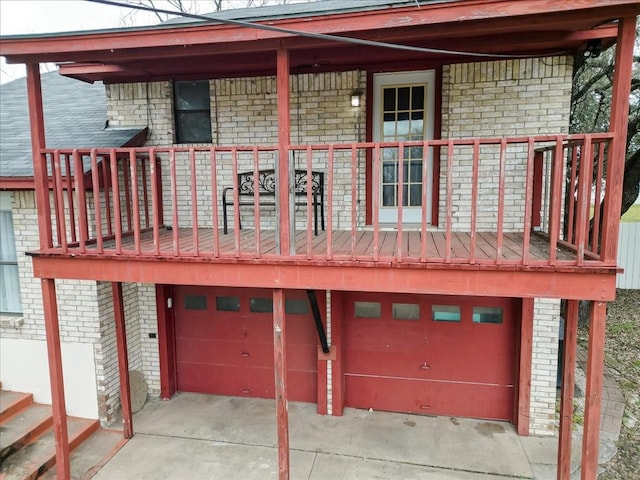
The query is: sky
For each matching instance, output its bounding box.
[0,0,308,84]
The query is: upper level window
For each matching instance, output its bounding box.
[173,80,212,144]
[0,193,22,314]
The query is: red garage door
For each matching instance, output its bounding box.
[174,287,319,403]
[344,293,518,421]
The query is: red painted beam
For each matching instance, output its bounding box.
[277,48,291,255]
[112,282,133,439]
[581,301,607,479]
[558,300,578,480]
[41,278,70,479]
[600,16,637,262]
[0,177,35,190]
[517,298,533,436]
[156,285,177,399]
[30,255,618,301]
[273,288,290,480]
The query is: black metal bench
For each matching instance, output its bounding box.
[222,169,325,235]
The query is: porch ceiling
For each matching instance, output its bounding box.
[0,0,638,83]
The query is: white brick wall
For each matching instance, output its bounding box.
[531,297,561,435]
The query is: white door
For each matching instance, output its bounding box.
[373,70,436,224]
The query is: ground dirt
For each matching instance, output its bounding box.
[579,289,640,480]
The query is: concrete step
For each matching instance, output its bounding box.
[39,429,126,480]
[0,416,99,480]
[0,404,53,463]
[0,390,34,422]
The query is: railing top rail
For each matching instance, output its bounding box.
[39,133,615,156]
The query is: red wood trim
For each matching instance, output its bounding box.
[0,177,36,189]
[516,297,533,436]
[581,301,607,479]
[109,150,123,254]
[150,149,161,255]
[112,282,133,439]
[73,151,88,253]
[169,149,179,255]
[601,16,637,262]
[574,137,593,266]
[141,158,150,229]
[231,147,241,257]
[445,141,454,263]
[122,155,132,232]
[522,138,535,264]
[41,278,70,479]
[567,146,578,244]
[64,154,77,244]
[189,148,199,256]
[331,290,345,416]
[156,284,176,399]
[25,64,52,249]
[210,148,220,257]
[531,151,544,230]
[365,71,373,225]
[273,288,290,480]
[307,146,314,259]
[558,299,578,480]
[102,153,113,237]
[470,139,480,263]
[129,151,141,256]
[327,146,334,260]
[372,144,380,261]
[350,145,358,260]
[431,66,443,227]
[548,137,564,264]
[421,140,429,261]
[496,138,507,264]
[277,49,292,256]
[591,141,605,252]
[397,143,404,262]
[52,151,66,251]
[90,150,104,253]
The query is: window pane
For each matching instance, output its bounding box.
[383,88,395,112]
[432,305,460,322]
[250,297,273,313]
[175,81,210,110]
[392,303,420,320]
[397,87,410,110]
[410,161,422,182]
[0,210,18,262]
[176,112,212,143]
[354,301,381,318]
[473,307,503,324]
[0,264,22,314]
[216,296,240,312]
[285,298,309,315]
[185,295,207,310]
[409,184,422,206]
[382,185,396,207]
[383,162,397,182]
[411,85,425,110]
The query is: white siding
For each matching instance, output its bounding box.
[617,222,640,289]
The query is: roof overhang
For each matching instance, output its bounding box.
[1,0,638,83]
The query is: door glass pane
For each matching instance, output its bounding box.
[409,185,422,206]
[382,185,396,206]
[392,303,420,320]
[432,305,461,322]
[216,296,240,312]
[472,307,503,324]
[250,297,273,313]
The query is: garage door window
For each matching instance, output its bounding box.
[392,303,420,320]
[431,305,461,322]
[216,296,240,312]
[473,306,503,324]
[354,301,381,318]
[250,297,273,313]
[184,295,207,310]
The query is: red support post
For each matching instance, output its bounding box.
[601,16,636,262]
[41,278,70,479]
[517,297,533,436]
[156,285,176,399]
[581,301,607,480]
[273,288,290,480]
[558,300,578,480]
[277,48,291,256]
[112,282,133,438]
[25,63,53,249]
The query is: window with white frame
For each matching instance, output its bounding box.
[173,80,212,144]
[0,192,22,314]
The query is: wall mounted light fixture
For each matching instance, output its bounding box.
[351,89,363,107]
[582,40,602,59]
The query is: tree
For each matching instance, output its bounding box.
[570,23,640,216]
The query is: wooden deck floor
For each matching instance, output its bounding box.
[61,228,577,266]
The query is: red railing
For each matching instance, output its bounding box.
[37,134,616,268]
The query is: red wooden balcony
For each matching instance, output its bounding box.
[33,133,616,270]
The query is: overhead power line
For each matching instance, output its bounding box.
[85,0,547,59]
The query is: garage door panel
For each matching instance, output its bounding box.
[345,375,514,420]
[346,321,427,351]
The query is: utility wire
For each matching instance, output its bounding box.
[85,0,549,59]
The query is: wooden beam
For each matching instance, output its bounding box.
[273,288,290,480]
[41,278,70,479]
[112,282,133,439]
[600,16,637,262]
[25,64,52,249]
[156,284,176,399]
[558,300,578,480]
[31,255,618,301]
[517,297,534,435]
[277,48,291,255]
[581,301,607,479]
